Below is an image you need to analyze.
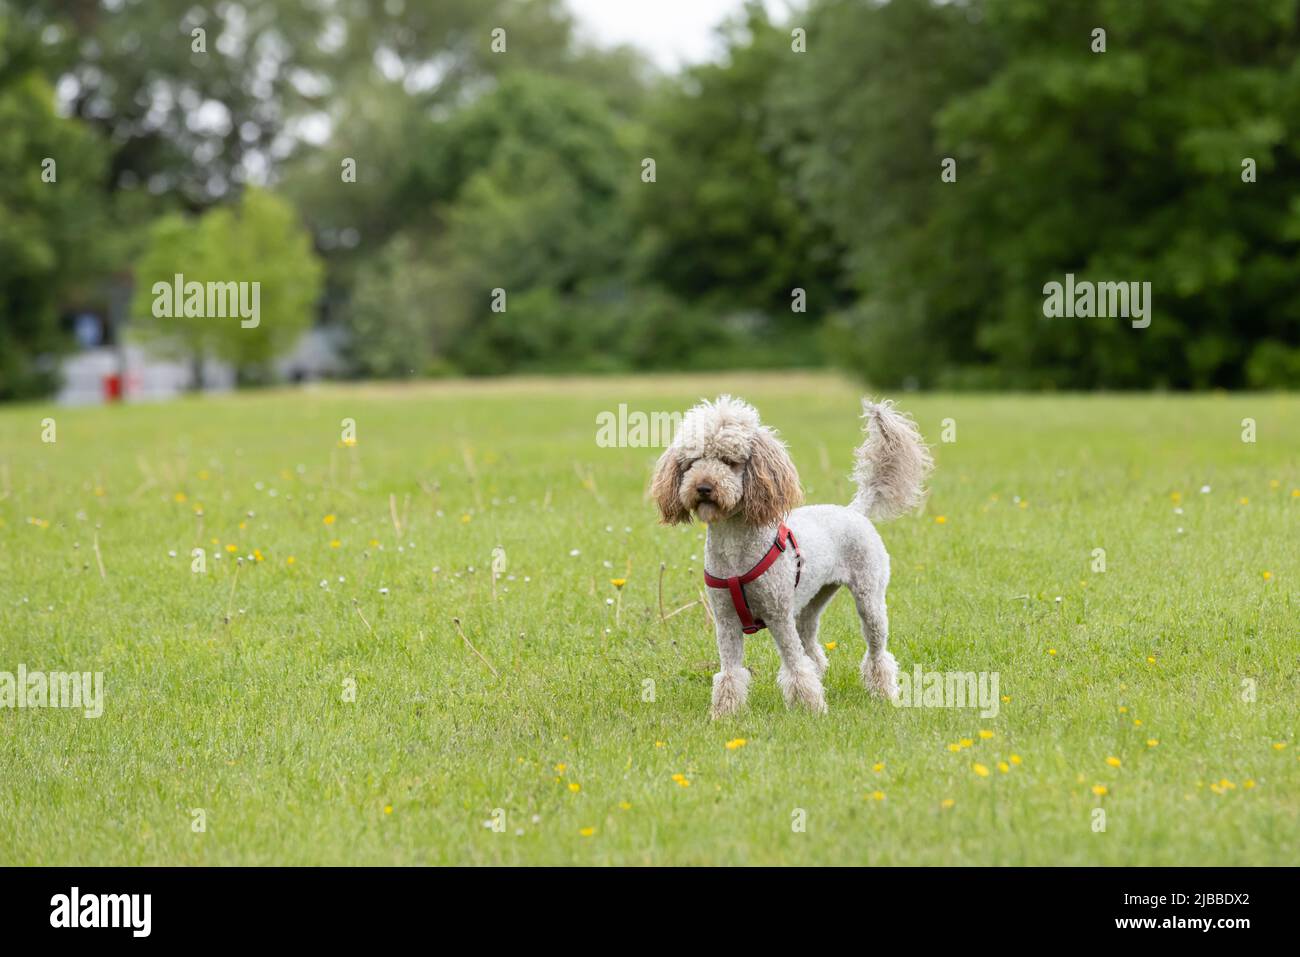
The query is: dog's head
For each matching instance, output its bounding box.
[650,395,802,526]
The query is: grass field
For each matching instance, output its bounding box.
[1,371,1297,865]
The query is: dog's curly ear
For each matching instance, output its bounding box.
[743,429,802,526]
[650,448,690,525]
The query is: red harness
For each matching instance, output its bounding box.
[703,522,803,635]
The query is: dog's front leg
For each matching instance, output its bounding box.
[771,616,828,714]
[710,621,751,720]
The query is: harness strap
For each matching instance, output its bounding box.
[703,523,803,634]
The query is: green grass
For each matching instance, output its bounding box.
[1,372,1297,865]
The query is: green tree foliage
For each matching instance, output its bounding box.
[131,189,323,381]
[781,0,1300,389]
[0,19,110,400]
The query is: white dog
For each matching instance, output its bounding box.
[651,396,933,717]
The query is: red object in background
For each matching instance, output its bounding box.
[103,374,123,402]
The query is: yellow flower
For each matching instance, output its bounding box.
[1146,739,1159,748]
[671,773,691,788]
[1244,780,1256,790]
[824,641,837,650]
[286,556,296,566]
[997,761,1010,773]
[578,827,595,837]
[198,470,209,480]
[1170,491,1182,504]
[554,763,566,773]
[940,798,955,810]
[323,514,336,525]
[972,763,990,777]
[1091,785,1108,797]
[934,515,947,524]
[619,801,632,810]
[1262,571,1272,581]
[725,738,747,750]
[868,790,886,801]
[383,805,393,815]
[1118,706,1128,714]
[978,729,994,740]
[610,578,627,588]
[654,741,665,749]
[173,492,187,503]
[369,539,380,548]
[959,738,973,749]
[225,544,237,553]
[947,743,962,752]
[330,539,341,549]
[568,782,581,793]
[1292,489,1300,498]
[1018,500,1028,509]
[1146,656,1156,664]
[1218,778,1236,790]
[252,549,264,562]
[1272,742,1287,751]
[238,521,246,530]
[460,514,472,524]
[1133,719,1142,727]
[1106,756,1121,768]
[1001,695,1011,703]
[872,761,885,773]
[1047,648,1057,656]
[1238,497,1249,505]
[1009,754,1022,766]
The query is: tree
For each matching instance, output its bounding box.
[130,188,324,383]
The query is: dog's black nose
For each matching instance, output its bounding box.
[696,483,714,498]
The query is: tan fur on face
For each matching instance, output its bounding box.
[742,429,802,525]
[650,448,689,524]
[651,395,802,527]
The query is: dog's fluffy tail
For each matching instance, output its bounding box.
[850,398,934,521]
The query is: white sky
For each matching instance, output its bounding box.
[566,0,792,69]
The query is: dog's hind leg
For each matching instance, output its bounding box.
[796,584,839,679]
[771,615,828,713]
[851,583,900,701]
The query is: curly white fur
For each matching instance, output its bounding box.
[651,395,932,717]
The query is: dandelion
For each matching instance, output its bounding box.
[972,763,989,777]
[947,743,961,753]
[578,827,595,837]
[383,805,393,815]
[1292,489,1300,498]
[252,549,264,563]
[1146,656,1156,664]
[1001,695,1011,703]
[554,763,566,773]
[1048,648,1057,656]
[1272,742,1287,751]
[619,801,632,810]
[654,741,665,749]
[461,514,472,524]
[1133,719,1143,727]
[959,738,973,749]
[940,798,955,810]
[173,492,187,504]
[225,544,237,553]
[286,556,296,566]
[935,516,947,524]
[868,790,885,801]
[979,729,994,740]
[671,773,691,788]
[610,578,627,588]
[1106,756,1121,768]
[997,761,1010,773]
[323,514,336,525]
[1118,706,1128,714]
[568,782,581,793]
[330,539,341,549]
[872,761,884,772]
[1262,571,1272,581]
[1091,785,1108,797]
[1244,780,1255,790]
[1170,491,1182,504]
[1146,739,1159,748]
[825,641,837,651]
[725,738,747,751]
[1239,497,1249,505]
[1009,754,1022,766]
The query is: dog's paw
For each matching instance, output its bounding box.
[710,668,751,719]
[778,662,828,714]
[862,650,900,701]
